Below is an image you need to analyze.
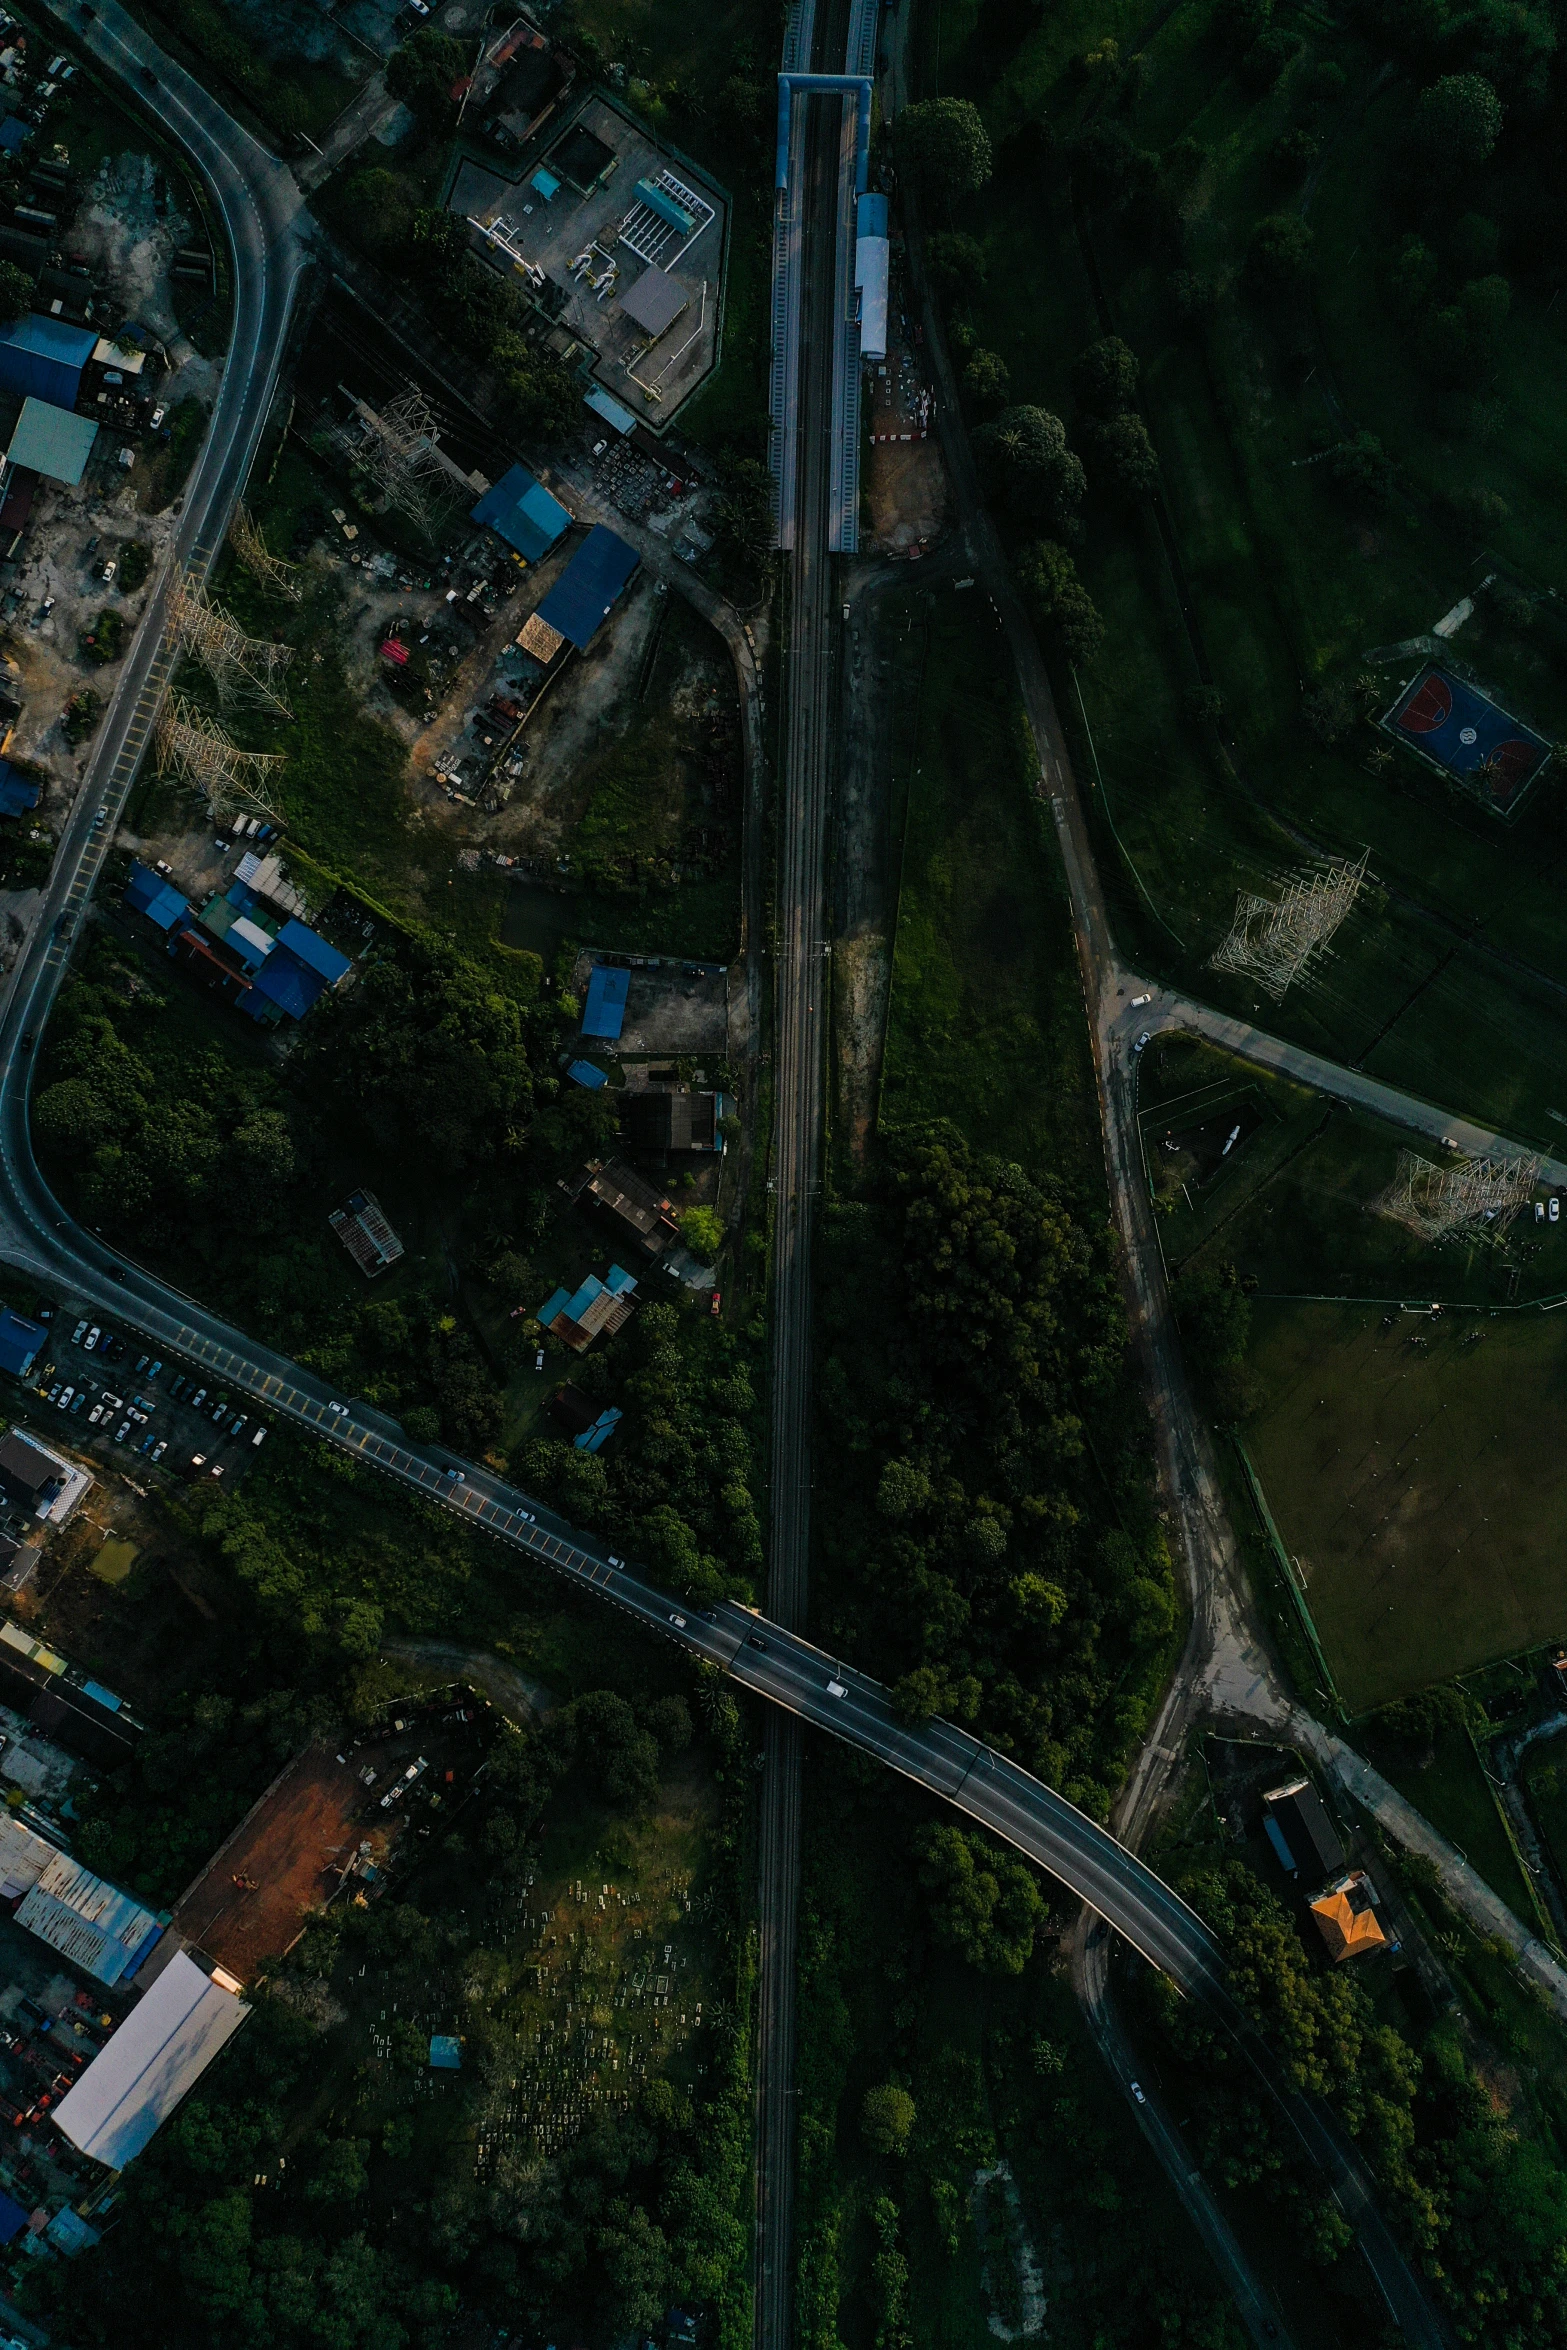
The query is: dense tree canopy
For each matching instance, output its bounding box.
[972,405,1087,531]
[897,97,994,192]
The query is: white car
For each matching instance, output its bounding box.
[56,1386,73,1409]
[71,1318,87,1344]
[1130,2081,1147,2105]
[1133,1032,1150,1055]
[149,404,166,429]
[1552,1200,1561,1225]
[669,1612,686,1630]
[84,1325,100,1350]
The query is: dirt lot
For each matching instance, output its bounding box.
[172,1742,382,1981]
[864,278,948,554]
[574,952,729,1055]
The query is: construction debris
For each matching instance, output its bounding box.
[1210,851,1369,1000]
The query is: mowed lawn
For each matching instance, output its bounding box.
[879,599,1099,1178]
[1245,1302,1567,1710]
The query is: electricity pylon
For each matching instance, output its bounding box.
[155,696,285,827]
[1210,850,1369,999]
[169,578,294,716]
[230,504,301,603]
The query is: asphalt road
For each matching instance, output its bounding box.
[0,11,1452,2342]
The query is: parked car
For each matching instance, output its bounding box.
[151,1440,167,1463]
[83,1325,100,1350]
[56,1386,73,1410]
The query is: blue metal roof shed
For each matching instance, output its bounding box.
[274,919,352,987]
[0,314,95,409]
[582,963,629,1039]
[0,1308,45,1378]
[470,464,572,563]
[124,860,191,934]
[537,524,640,651]
[0,758,39,818]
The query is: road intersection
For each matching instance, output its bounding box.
[0,5,1536,2341]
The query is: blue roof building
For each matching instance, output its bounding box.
[0,1308,45,1379]
[574,1404,623,1453]
[470,464,572,563]
[275,919,352,987]
[0,759,39,817]
[124,860,191,934]
[568,1059,609,1088]
[582,964,630,1040]
[537,524,640,650]
[0,314,96,409]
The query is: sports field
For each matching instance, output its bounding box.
[1244,1301,1567,1711]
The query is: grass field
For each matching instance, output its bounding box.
[922,0,1567,1153]
[1140,1035,1567,1304]
[1373,1722,1536,1921]
[1244,1300,1567,1709]
[879,597,1100,1183]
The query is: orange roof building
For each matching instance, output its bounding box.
[1310,1871,1388,1962]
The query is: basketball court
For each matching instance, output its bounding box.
[1383,664,1551,818]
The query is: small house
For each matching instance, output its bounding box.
[569,1159,679,1259]
[536,1265,638,1353]
[1310,1872,1389,1963]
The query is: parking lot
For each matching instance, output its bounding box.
[28,1316,269,1484]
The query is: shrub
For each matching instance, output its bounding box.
[1240,27,1300,89]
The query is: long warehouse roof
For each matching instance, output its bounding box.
[54,1952,249,2171]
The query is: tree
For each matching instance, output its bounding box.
[1386,233,1437,318]
[339,167,413,256]
[1084,413,1160,500]
[1213,0,1271,47]
[897,97,993,192]
[1017,537,1105,663]
[1418,274,1510,383]
[0,259,33,318]
[972,405,1085,530]
[1244,212,1314,297]
[385,28,465,126]
[862,2081,917,2156]
[303,942,531,1172]
[963,347,1011,414]
[913,1823,1045,1973]
[679,1205,725,1262]
[1412,73,1502,173]
[1071,334,1139,417]
[1325,430,1397,507]
[922,230,987,303]
[714,456,775,560]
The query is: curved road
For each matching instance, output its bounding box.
[0,8,1454,2342]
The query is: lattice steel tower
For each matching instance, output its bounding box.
[169,578,294,716]
[1372,1148,1541,1242]
[155,697,285,827]
[1210,850,1370,999]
